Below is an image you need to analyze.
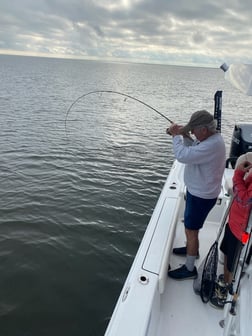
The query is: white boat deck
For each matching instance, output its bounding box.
[105,162,235,336]
[157,216,224,336]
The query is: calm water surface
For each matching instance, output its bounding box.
[1,55,252,336]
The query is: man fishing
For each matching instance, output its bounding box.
[166,110,226,280]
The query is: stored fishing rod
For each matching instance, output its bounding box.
[65,90,173,134]
[229,225,252,316]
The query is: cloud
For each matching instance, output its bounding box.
[0,0,252,66]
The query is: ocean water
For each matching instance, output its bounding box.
[1,55,252,336]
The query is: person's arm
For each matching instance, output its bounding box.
[172,135,215,164]
[166,124,193,147]
[232,162,252,202]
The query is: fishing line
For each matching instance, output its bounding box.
[64,90,173,135]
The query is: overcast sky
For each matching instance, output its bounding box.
[0,0,252,67]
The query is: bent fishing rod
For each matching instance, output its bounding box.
[65,90,174,134]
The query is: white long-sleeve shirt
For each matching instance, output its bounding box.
[172,133,226,199]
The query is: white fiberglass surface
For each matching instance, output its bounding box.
[156,218,225,336]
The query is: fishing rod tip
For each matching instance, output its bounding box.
[220,63,229,72]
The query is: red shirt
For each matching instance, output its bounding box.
[229,169,252,241]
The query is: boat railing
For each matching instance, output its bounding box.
[158,194,184,293]
[141,160,186,294]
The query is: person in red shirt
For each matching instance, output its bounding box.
[210,155,252,309]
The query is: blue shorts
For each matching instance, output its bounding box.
[184,190,217,230]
